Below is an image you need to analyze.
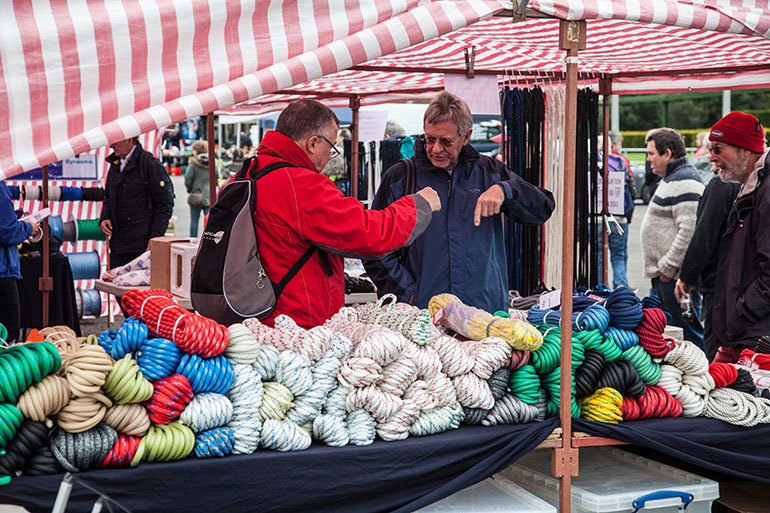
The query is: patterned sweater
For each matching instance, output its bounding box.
[640,156,704,280]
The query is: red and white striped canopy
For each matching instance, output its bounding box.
[0,0,503,180]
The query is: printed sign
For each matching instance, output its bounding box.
[357,111,389,141]
[538,289,561,309]
[14,154,99,180]
[444,74,501,115]
[596,171,624,215]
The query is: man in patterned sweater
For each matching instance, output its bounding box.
[640,128,705,348]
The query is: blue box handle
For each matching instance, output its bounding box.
[632,490,694,512]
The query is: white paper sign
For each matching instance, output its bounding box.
[443,74,501,115]
[538,289,562,309]
[62,154,98,180]
[596,171,625,215]
[357,111,389,141]
[20,207,51,224]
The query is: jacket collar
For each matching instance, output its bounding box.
[413,136,480,176]
[256,131,316,171]
[106,141,143,168]
[665,156,689,176]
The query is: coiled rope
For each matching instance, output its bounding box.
[102,434,141,468]
[0,342,61,403]
[56,392,113,433]
[664,339,709,375]
[110,317,148,360]
[144,374,194,424]
[580,387,623,423]
[619,345,661,386]
[729,368,757,395]
[102,355,154,404]
[103,403,150,437]
[274,351,313,396]
[0,404,23,448]
[226,364,263,454]
[635,308,673,358]
[253,344,281,381]
[622,386,682,420]
[345,409,376,445]
[604,287,644,329]
[452,373,495,409]
[260,419,311,451]
[180,393,234,432]
[576,329,621,362]
[259,382,294,421]
[376,399,419,441]
[16,375,71,423]
[50,423,117,471]
[355,295,435,346]
[225,324,260,365]
[409,405,464,436]
[604,327,639,352]
[507,365,541,405]
[709,362,738,387]
[737,348,770,370]
[131,422,195,465]
[176,354,233,394]
[596,360,647,399]
[0,420,49,478]
[136,337,182,381]
[313,414,349,446]
[541,366,580,418]
[194,427,234,458]
[64,344,113,397]
[482,394,539,425]
[705,388,770,427]
[430,335,474,377]
[574,349,605,399]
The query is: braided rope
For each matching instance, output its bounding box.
[346,385,402,422]
[144,374,194,424]
[50,423,117,471]
[102,355,154,404]
[506,349,530,371]
[376,398,420,441]
[57,392,113,433]
[409,405,464,436]
[605,287,644,329]
[452,373,495,409]
[705,388,770,426]
[323,385,351,417]
[275,350,313,396]
[482,394,539,425]
[131,422,195,465]
[101,434,141,468]
[64,344,113,397]
[664,339,709,375]
[426,372,460,407]
[0,403,23,448]
[259,382,294,421]
[604,327,640,352]
[136,337,182,381]
[103,403,150,437]
[226,364,263,455]
[619,345,661,386]
[0,342,61,403]
[635,308,673,358]
[709,362,739,387]
[403,380,439,412]
[507,365,541,405]
[312,414,350,446]
[194,427,234,458]
[345,409,376,445]
[728,368,757,395]
[260,419,311,451]
[355,296,435,346]
[488,367,512,400]
[295,326,335,364]
[466,337,511,380]
[0,420,49,476]
[580,387,623,423]
[16,375,71,423]
[180,392,234,432]
[225,323,260,365]
[430,334,475,377]
[380,357,419,396]
[253,344,280,381]
[176,354,233,394]
[110,317,148,360]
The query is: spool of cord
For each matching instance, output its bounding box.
[48,215,63,241]
[76,219,106,241]
[65,251,101,280]
[80,289,102,318]
[61,217,77,242]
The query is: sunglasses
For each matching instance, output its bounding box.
[421,133,460,149]
[710,144,726,155]
[316,135,341,158]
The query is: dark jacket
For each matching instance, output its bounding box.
[712,150,770,348]
[364,138,555,313]
[184,155,211,207]
[0,182,32,279]
[100,142,174,254]
[679,176,740,293]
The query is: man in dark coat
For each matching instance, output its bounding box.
[707,112,769,363]
[100,137,174,269]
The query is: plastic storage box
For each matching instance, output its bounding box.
[500,446,719,513]
[416,474,557,513]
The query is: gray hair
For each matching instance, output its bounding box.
[424,91,473,136]
[609,131,623,145]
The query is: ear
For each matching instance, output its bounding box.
[461,128,472,145]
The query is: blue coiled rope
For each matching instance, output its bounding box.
[111,317,148,360]
[176,354,234,394]
[527,306,562,326]
[194,427,234,458]
[641,295,662,309]
[604,286,644,329]
[571,294,600,312]
[573,304,610,332]
[603,326,640,352]
[97,329,118,354]
[137,338,182,381]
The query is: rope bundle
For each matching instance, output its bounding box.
[50,423,117,472]
[253,344,280,381]
[619,345,661,386]
[103,403,150,437]
[380,357,419,396]
[109,317,148,360]
[574,349,605,398]
[507,365,541,405]
[429,293,543,351]
[409,405,464,436]
[180,393,233,432]
[0,420,49,476]
[664,340,709,375]
[260,419,311,451]
[122,289,228,357]
[541,367,580,418]
[347,385,402,422]
[482,394,539,425]
[176,354,233,394]
[580,387,623,423]
[226,364,263,454]
[621,386,682,420]
[131,422,195,465]
[56,392,112,433]
[506,349,530,371]
[136,337,182,381]
[465,337,512,380]
[577,329,621,362]
[274,351,313,396]
[355,295,435,346]
[376,399,419,441]
[737,348,770,370]
[294,326,336,365]
[313,414,349,446]
[0,404,23,448]
[635,308,673,358]
[705,388,770,427]
[604,327,639,352]
[572,304,611,332]
[728,368,757,395]
[64,345,113,397]
[144,374,194,424]
[595,360,646,399]
[430,335,475,377]
[102,434,141,468]
[224,324,260,365]
[22,445,63,475]
[709,362,739,387]
[16,375,71,423]
[102,355,154,404]
[488,368,512,400]
[0,342,61,403]
[194,427,234,458]
[345,409,376,445]
[604,287,644,329]
[259,382,294,421]
[452,373,495,409]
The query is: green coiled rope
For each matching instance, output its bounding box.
[619,345,661,385]
[541,367,580,418]
[0,342,61,403]
[0,403,23,448]
[531,326,586,375]
[0,323,7,344]
[576,329,621,362]
[507,365,542,405]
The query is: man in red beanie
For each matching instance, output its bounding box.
[708,111,769,363]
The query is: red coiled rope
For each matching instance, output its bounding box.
[709,362,739,387]
[737,348,770,371]
[506,349,531,370]
[122,289,228,357]
[144,374,194,424]
[634,308,673,358]
[102,434,141,468]
[622,386,681,420]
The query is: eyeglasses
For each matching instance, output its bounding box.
[316,135,340,157]
[422,133,460,149]
[710,144,726,155]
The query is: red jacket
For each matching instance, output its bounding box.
[250,131,431,328]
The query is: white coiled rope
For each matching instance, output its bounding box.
[295,326,335,364]
[253,345,281,381]
[675,384,710,417]
[452,373,495,409]
[424,373,459,407]
[431,334,475,377]
[482,394,539,426]
[285,378,331,425]
[312,354,342,382]
[380,357,419,396]
[274,314,301,331]
[346,409,376,445]
[180,393,233,432]
[467,337,512,380]
[409,405,464,436]
[312,414,349,446]
[376,398,420,441]
[355,296,435,346]
[328,332,353,361]
[338,357,382,388]
[705,388,770,427]
[323,385,351,417]
[275,351,313,396]
[353,329,407,367]
[403,380,439,412]
[400,343,442,379]
[260,419,311,451]
[664,340,709,375]
[682,372,716,396]
[259,382,294,421]
[225,324,261,365]
[226,365,263,454]
[657,364,683,396]
[346,386,402,422]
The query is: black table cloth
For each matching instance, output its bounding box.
[19,253,81,336]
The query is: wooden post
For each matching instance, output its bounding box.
[600,78,612,286]
[207,114,217,207]
[554,18,586,513]
[40,165,53,327]
[350,95,361,200]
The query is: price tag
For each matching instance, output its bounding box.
[538,289,561,309]
[431,308,444,325]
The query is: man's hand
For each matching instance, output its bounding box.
[100,219,113,237]
[674,279,691,302]
[474,184,504,226]
[416,187,441,212]
[659,273,673,283]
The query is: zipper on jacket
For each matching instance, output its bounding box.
[447,176,452,199]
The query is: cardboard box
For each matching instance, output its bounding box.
[150,236,192,291]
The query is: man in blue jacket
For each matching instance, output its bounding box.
[365,91,555,313]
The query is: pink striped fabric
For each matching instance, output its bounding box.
[0,0,503,180]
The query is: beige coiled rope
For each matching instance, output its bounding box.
[16,375,72,424]
[57,392,113,433]
[65,345,113,397]
[104,403,151,437]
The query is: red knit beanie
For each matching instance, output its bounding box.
[710,112,766,153]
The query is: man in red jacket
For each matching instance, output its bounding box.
[249,99,440,328]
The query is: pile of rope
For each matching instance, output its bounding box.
[656,340,713,417]
[354,294,437,346]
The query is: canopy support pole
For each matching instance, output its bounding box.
[554,19,586,513]
[350,95,361,199]
[40,165,53,327]
[207,114,217,207]
[600,78,612,287]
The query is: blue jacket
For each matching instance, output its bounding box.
[364,139,555,313]
[0,182,32,279]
